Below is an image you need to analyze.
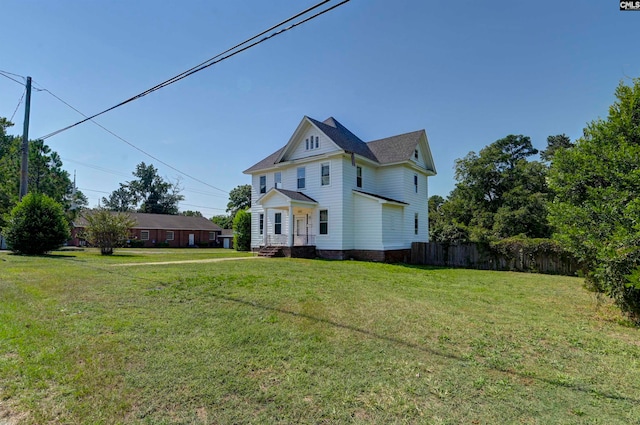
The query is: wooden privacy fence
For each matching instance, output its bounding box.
[411,242,579,276]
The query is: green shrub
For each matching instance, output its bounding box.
[233,209,251,251]
[128,239,146,248]
[155,242,170,248]
[4,193,70,255]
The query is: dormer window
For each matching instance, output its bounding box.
[414,149,419,160]
[306,136,320,150]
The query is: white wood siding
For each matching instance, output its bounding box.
[382,205,406,249]
[375,166,406,202]
[287,126,340,161]
[401,168,429,243]
[353,194,383,250]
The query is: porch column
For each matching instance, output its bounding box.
[287,207,294,247]
[264,208,269,246]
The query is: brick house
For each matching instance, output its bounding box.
[71,212,223,248]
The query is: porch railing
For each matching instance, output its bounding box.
[266,234,316,246]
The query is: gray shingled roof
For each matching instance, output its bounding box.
[353,190,408,205]
[307,117,378,162]
[243,147,284,174]
[366,130,424,165]
[244,116,427,173]
[275,189,317,203]
[75,212,222,231]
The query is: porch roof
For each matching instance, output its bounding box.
[256,188,318,209]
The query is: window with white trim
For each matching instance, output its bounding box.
[259,213,264,235]
[297,167,305,189]
[275,213,282,234]
[414,213,419,235]
[356,166,362,188]
[209,232,216,241]
[321,162,330,186]
[319,210,328,235]
[166,231,174,241]
[141,230,149,241]
[414,149,419,160]
[259,175,266,194]
[414,174,418,193]
[274,172,281,189]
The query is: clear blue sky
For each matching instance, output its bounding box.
[1,0,638,217]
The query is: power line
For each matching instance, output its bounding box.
[37,0,350,140]
[9,89,26,122]
[35,81,230,194]
[0,70,25,87]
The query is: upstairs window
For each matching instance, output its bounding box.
[315,136,319,149]
[356,166,362,188]
[414,149,419,160]
[414,174,418,193]
[259,175,266,194]
[274,172,282,189]
[321,162,330,186]
[297,167,306,189]
[414,213,419,235]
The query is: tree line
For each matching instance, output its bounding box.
[430,78,640,323]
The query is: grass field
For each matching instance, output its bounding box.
[1,248,639,424]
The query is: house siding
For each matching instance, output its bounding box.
[246,116,435,259]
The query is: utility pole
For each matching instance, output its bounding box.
[19,76,32,200]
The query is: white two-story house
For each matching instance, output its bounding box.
[243,116,437,261]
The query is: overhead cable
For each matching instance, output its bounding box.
[37,0,350,140]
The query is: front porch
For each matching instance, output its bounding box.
[256,188,319,250]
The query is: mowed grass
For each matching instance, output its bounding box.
[1,249,639,424]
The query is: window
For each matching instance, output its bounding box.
[274,172,281,189]
[356,166,362,188]
[306,136,319,150]
[306,139,309,150]
[414,174,418,193]
[321,162,330,186]
[319,210,328,235]
[166,231,174,241]
[209,232,216,241]
[414,149,419,160]
[414,213,419,235]
[141,230,149,241]
[274,213,282,234]
[259,175,266,194]
[297,167,305,189]
[315,136,319,149]
[259,213,264,235]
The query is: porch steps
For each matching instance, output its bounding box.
[258,246,284,258]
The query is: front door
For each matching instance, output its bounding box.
[189,234,195,246]
[296,218,305,236]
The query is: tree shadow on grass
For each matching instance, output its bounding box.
[213,292,640,405]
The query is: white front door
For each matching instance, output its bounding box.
[296,218,305,236]
[189,234,195,246]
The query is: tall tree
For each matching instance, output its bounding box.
[442,135,551,241]
[0,118,83,228]
[211,214,232,229]
[226,184,251,220]
[549,78,640,322]
[101,184,135,212]
[540,134,574,162]
[103,162,184,214]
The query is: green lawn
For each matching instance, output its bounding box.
[1,249,639,424]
